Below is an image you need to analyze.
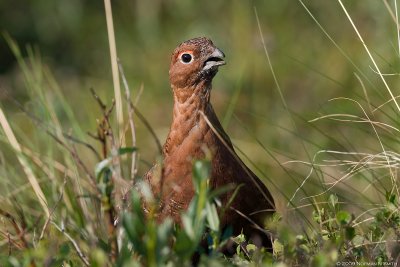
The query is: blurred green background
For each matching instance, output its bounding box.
[0,0,398,215]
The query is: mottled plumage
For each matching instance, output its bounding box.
[145,37,275,248]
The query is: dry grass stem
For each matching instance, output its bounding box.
[118,59,138,182]
[0,108,50,218]
[337,0,400,112]
[104,0,124,146]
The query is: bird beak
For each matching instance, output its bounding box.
[203,48,226,71]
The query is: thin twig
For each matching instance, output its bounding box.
[133,105,163,154]
[118,59,138,182]
[89,90,120,260]
[0,230,23,250]
[51,222,90,266]
[7,231,11,256]
[230,207,271,236]
[39,177,67,240]
[134,83,144,106]
[0,208,29,250]
[90,88,107,111]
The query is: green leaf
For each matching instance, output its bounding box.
[220,226,233,242]
[246,243,257,253]
[94,147,136,179]
[181,214,195,240]
[233,232,246,255]
[208,183,236,200]
[321,230,329,240]
[312,209,322,224]
[311,253,329,267]
[95,158,112,180]
[329,194,338,209]
[232,232,246,244]
[296,235,307,244]
[174,229,196,259]
[131,189,145,219]
[386,192,397,204]
[299,244,310,254]
[118,147,137,155]
[157,218,173,249]
[387,202,397,212]
[193,160,210,184]
[123,213,146,255]
[336,211,351,225]
[122,190,146,255]
[59,243,70,257]
[272,239,284,255]
[90,249,108,267]
[345,226,355,240]
[206,202,220,232]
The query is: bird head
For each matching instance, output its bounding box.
[169,37,225,89]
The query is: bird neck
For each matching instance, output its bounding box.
[163,82,214,156]
[172,80,211,106]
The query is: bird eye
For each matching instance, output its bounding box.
[180,53,193,64]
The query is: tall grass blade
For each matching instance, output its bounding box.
[337,0,400,113]
[0,107,50,218]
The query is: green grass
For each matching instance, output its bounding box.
[0,1,400,266]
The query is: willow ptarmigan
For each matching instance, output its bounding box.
[145,37,275,248]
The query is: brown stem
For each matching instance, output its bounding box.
[90,90,119,261]
[104,199,118,261]
[0,208,29,249]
